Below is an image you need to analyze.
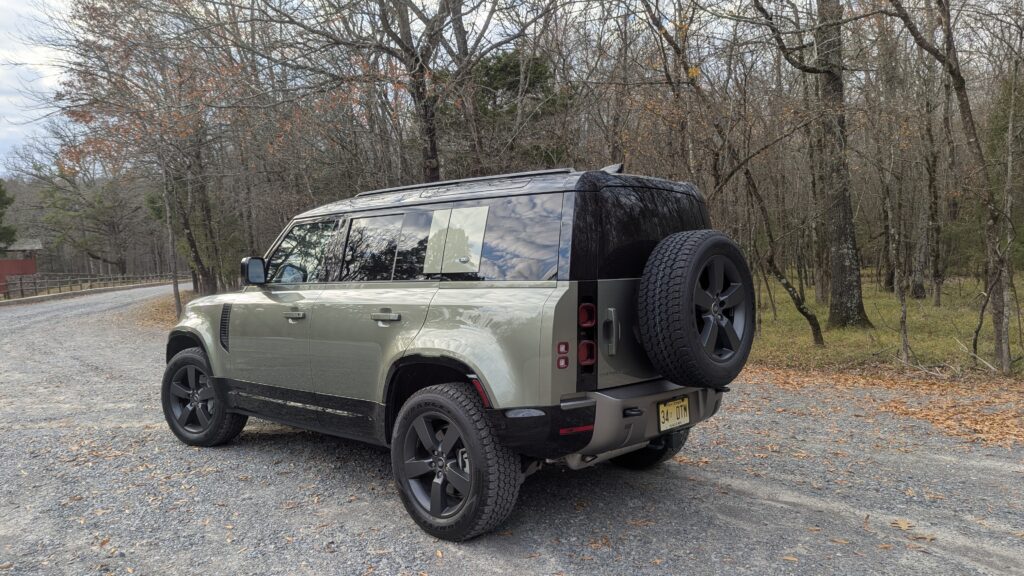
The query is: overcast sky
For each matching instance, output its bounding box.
[0,0,62,170]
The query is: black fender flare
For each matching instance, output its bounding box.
[382,355,486,441]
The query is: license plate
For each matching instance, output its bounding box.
[658,397,690,432]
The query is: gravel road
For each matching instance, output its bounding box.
[1,285,1022,575]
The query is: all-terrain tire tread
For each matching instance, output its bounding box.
[638,230,751,389]
[405,383,521,541]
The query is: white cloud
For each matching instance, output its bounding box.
[0,0,66,166]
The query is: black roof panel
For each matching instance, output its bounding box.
[295,169,701,219]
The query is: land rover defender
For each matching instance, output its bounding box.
[162,166,755,540]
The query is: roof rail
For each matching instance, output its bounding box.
[355,168,574,197]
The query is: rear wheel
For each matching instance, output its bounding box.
[611,428,689,469]
[161,347,247,447]
[391,383,521,541]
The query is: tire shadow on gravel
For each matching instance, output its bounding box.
[223,422,703,543]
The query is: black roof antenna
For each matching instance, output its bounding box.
[601,163,624,174]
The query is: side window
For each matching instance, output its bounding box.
[265,220,337,283]
[340,214,403,281]
[394,210,451,281]
[480,194,562,281]
[441,193,563,281]
[441,206,489,274]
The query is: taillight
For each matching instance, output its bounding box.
[578,303,596,328]
[578,340,596,366]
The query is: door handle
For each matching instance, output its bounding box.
[283,311,306,320]
[604,307,619,356]
[370,312,401,322]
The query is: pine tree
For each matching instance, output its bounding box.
[0,180,16,247]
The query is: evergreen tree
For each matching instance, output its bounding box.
[0,179,16,247]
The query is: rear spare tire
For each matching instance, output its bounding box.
[638,230,755,389]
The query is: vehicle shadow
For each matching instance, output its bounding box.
[230,422,714,547]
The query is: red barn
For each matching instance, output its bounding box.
[0,239,43,296]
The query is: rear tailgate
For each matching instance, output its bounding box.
[571,181,710,390]
[596,278,659,388]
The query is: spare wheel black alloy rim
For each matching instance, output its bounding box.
[694,254,748,362]
[168,365,217,433]
[401,412,472,518]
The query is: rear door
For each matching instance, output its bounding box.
[228,218,338,392]
[308,207,447,405]
[593,186,708,388]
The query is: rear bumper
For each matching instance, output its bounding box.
[488,379,723,460]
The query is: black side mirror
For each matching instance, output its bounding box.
[241,257,267,285]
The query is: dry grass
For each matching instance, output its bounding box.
[747,278,1024,445]
[750,276,1024,378]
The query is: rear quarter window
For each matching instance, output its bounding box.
[444,193,563,281]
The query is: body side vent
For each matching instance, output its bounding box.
[219,303,232,351]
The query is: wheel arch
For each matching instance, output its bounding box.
[167,329,207,361]
[165,329,226,379]
[383,355,489,443]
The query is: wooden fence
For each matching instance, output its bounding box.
[0,273,189,301]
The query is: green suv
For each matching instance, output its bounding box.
[162,167,755,540]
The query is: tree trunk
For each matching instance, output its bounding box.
[802,70,829,305]
[170,176,217,295]
[879,198,895,292]
[163,171,182,319]
[744,167,824,346]
[816,0,871,328]
[409,68,442,183]
[883,143,911,362]
[925,90,944,306]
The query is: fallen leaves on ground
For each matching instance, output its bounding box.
[742,365,1024,446]
[891,519,915,531]
[132,290,197,328]
[672,455,710,466]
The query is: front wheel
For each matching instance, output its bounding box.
[161,347,247,447]
[391,383,521,541]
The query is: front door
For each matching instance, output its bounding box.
[228,218,338,392]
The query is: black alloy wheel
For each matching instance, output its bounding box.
[162,347,247,447]
[168,364,217,433]
[694,255,748,362]
[399,412,473,518]
[390,383,521,541]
